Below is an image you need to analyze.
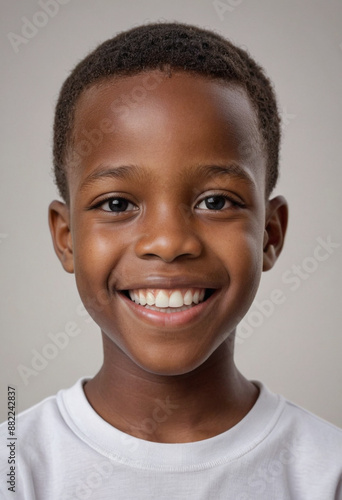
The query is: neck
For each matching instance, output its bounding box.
[84,333,258,443]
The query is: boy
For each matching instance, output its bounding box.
[1,22,342,499]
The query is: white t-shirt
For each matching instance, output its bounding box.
[1,378,341,499]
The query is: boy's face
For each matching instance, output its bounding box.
[49,71,287,376]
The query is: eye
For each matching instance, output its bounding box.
[196,195,238,211]
[98,197,137,213]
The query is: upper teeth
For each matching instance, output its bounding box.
[128,288,206,308]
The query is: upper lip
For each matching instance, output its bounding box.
[116,275,222,291]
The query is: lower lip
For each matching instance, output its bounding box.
[118,290,219,328]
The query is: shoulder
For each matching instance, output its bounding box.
[0,393,58,439]
[0,378,88,465]
[0,379,89,499]
[281,396,342,437]
[254,383,342,473]
[246,383,342,498]
[0,391,63,440]
[0,392,58,497]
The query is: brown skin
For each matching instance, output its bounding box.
[49,71,288,443]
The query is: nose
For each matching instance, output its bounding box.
[134,205,203,262]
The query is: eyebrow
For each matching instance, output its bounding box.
[194,163,254,186]
[79,161,254,192]
[80,164,143,192]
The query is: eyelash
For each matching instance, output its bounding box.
[91,197,137,214]
[91,193,244,214]
[196,193,244,211]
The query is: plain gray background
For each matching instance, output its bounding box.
[1,0,341,426]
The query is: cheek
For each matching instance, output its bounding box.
[234,232,263,275]
[214,223,264,301]
[72,222,122,302]
[215,218,263,267]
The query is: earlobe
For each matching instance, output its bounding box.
[48,200,74,273]
[263,196,288,272]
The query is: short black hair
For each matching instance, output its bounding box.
[53,22,281,203]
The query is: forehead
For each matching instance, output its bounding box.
[69,70,265,191]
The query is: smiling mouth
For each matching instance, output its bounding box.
[121,288,216,313]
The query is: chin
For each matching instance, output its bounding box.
[129,346,215,377]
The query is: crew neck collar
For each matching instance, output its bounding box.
[57,377,285,472]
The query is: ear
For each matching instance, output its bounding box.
[48,200,74,273]
[263,195,288,272]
